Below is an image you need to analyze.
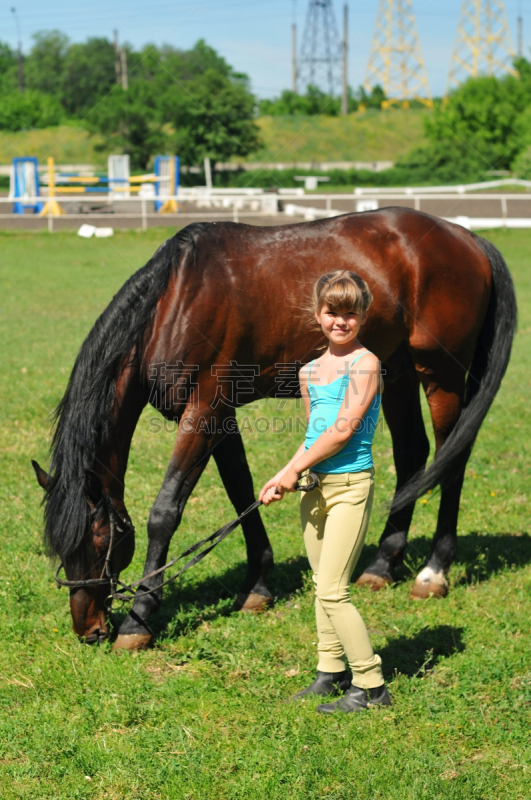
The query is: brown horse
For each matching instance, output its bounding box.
[33,208,516,650]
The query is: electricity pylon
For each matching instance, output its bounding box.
[298,0,343,96]
[364,0,432,109]
[446,0,517,95]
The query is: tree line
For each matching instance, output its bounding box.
[396,58,531,183]
[2,30,531,182]
[0,32,261,169]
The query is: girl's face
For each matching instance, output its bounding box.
[315,303,365,345]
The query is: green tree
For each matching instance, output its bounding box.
[356,84,386,109]
[61,38,116,117]
[164,68,262,166]
[259,86,341,116]
[394,140,489,185]
[88,49,262,169]
[0,90,63,130]
[0,42,18,93]
[86,81,166,169]
[4,33,262,167]
[424,73,529,171]
[259,85,367,116]
[131,39,233,86]
[24,30,69,97]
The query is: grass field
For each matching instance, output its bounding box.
[0,110,429,170]
[0,226,529,799]
[253,109,429,164]
[0,126,105,167]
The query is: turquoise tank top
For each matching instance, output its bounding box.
[304,351,381,474]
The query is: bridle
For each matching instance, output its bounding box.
[54,472,320,609]
[54,493,134,598]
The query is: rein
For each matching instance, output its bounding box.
[54,472,319,605]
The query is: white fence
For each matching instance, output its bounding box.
[3,189,531,232]
[354,178,531,195]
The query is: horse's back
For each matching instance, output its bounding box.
[187,210,492,364]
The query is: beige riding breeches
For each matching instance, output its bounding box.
[300,469,384,689]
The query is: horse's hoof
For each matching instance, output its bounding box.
[233,592,272,613]
[356,573,392,591]
[112,633,153,651]
[410,581,448,600]
[81,628,109,645]
[411,567,448,600]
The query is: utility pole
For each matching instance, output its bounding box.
[341,3,348,115]
[365,0,432,109]
[121,46,128,90]
[292,0,298,92]
[446,0,517,96]
[299,0,343,96]
[292,23,298,92]
[10,7,23,93]
[114,30,121,85]
[517,0,523,58]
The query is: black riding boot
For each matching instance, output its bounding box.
[317,683,392,713]
[293,670,351,700]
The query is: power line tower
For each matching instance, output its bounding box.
[364,0,432,109]
[298,0,343,96]
[446,0,517,95]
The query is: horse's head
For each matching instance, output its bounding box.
[32,460,135,643]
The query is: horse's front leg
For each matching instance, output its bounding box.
[213,415,274,612]
[113,405,219,650]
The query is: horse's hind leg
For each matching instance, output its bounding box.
[357,361,430,590]
[213,416,274,612]
[410,377,467,599]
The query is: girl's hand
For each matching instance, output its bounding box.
[259,475,283,505]
[277,465,300,494]
[261,485,283,506]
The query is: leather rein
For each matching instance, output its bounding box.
[54,472,319,605]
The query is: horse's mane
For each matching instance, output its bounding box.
[44,224,208,571]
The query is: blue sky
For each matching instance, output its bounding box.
[0,1,526,98]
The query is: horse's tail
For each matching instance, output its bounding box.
[391,234,517,513]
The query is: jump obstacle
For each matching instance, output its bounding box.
[9,158,43,214]
[10,155,181,216]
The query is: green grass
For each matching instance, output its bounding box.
[251,109,430,164]
[0,125,107,167]
[0,226,530,799]
[0,110,430,170]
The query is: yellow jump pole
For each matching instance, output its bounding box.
[158,156,179,214]
[39,157,65,217]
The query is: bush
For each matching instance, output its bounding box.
[0,90,63,131]
[258,84,385,117]
[180,163,473,190]
[511,145,531,179]
[424,75,528,171]
[392,140,494,185]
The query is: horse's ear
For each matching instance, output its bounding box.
[32,460,50,491]
[85,470,103,505]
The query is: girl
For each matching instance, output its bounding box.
[259,270,391,715]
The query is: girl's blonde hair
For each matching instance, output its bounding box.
[312,270,373,316]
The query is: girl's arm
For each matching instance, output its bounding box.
[258,441,306,503]
[259,364,312,505]
[277,353,380,493]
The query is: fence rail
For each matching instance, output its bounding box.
[2,191,531,231]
